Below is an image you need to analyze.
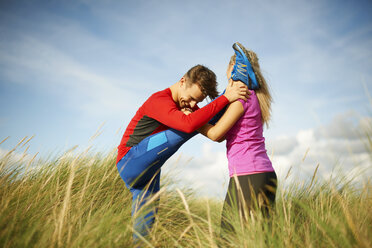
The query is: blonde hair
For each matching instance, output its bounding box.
[230,42,272,127]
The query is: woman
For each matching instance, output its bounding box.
[197,42,277,234]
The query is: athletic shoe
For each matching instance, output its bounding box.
[230,43,259,90]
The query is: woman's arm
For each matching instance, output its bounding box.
[197,100,244,142]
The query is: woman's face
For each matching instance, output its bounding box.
[226,61,234,79]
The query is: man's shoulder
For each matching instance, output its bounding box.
[146,88,172,101]
[140,88,174,110]
[141,88,176,117]
[152,88,171,97]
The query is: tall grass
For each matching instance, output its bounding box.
[0,134,371,247]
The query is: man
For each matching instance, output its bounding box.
[116,64,249,241]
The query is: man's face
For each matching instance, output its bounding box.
[178,79,205,109]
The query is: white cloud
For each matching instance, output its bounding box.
[267,135,298,155]
[314,111,361,140]
[271,112,372,188]
[163,143,229,199]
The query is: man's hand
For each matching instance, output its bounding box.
[181,108,193,115]
[223,79,250,102]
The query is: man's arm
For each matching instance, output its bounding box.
[147,81,249,133]
[147,94,230,133]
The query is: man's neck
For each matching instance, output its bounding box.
[169,82,180,104]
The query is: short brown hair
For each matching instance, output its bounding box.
[185,65,219,99]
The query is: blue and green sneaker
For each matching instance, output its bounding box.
[230,43,259,90]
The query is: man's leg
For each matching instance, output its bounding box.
[117,129,197,240]
[117,129,197,188]
[130,171,161,242]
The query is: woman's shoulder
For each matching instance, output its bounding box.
[237,90,257,107]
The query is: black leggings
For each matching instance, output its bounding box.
[221,172,277,234]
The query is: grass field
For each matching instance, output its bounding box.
[0,133,371,247]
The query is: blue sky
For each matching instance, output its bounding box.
[1,0,371,197]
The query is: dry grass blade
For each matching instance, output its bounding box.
[132,229,155,248]
[177,224,193,242]
[90,122,106,141]
[0,136,10,146]
[307,163,319,191]
[20,135,35,148]
[334,188,370,248]
[205,200,217,248]
[54,158,77,247]
[302,148,310,162]
[285,166,292,180]
[176,188,202,247]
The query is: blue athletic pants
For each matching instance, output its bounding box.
[117,129,197,240]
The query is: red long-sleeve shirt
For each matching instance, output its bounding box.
[116,88,229,164]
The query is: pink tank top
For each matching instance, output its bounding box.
[225,90,274,177]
